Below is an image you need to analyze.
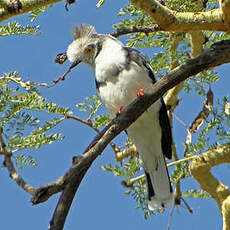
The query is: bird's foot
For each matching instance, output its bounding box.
[116,106,123,116]
[119,106,123,113]
[137,88,144,97]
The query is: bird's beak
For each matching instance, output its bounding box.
[70,59,81,70]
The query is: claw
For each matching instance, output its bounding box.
[116,106,123,116]
[137,88,144,97]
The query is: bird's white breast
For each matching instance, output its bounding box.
[95,39,156,116]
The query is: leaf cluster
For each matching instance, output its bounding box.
[0,72,70,168]
[101,155,156,218]
[0,22,40,36]
[76,94,110,129]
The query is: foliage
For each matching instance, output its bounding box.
[29,4,53,22]
[14,154,38,170]
[0,22,40,36]
[96,0,107,8]
[0,72,70,168]
[76,94,110,128]
[183,189,211,199]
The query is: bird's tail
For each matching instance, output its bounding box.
[145,154,174,210]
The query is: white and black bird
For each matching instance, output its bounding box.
[66,24,174,210]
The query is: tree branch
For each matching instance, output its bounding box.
[189,145,230,211]
[28,39,230,230]
[0,129,36,195]
[189,144,230,230]
[111,24,162,37]
[0,0,65,22]
[189,31,206,58]
[3,154,36,195]
[223,195,230,230]
[129,0,230,32]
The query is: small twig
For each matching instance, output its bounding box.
[168,204,176,230]
[173,112,188,129]
[65,114,100,134]
[181,197,193,214]
[65,114,119,154]
[50,60,80,87]
[52,66,72,84]
[122,155,197,187]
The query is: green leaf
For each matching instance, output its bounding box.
[15,155,38,170]
[183,189,211,199]
[0,22,40,36]
[29,5,53,22]
[93,114,110,128]
[76,94,101,119]
[96,0,106,8]
[0,73,70,154]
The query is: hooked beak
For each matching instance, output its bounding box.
[69,59,81,70]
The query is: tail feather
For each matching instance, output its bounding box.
[145,155,174,210]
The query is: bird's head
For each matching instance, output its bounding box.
[67,24,102,67]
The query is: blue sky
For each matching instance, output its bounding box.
[1,0,229,229]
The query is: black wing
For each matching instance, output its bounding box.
[123,47,156,84]
[159,98,172,159]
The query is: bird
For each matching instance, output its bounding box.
[66,24,174,210]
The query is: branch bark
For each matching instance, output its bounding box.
[189,145,230,230]
[129,0,230,32]
[111,25,162,37]
[223,196,230,230]
[29,39,230,230]
[0,129,36,195]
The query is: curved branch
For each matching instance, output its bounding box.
[0,129,36,195]
[3,155,36,195]
[129,0,230,32]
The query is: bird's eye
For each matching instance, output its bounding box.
[84,45,94,55]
